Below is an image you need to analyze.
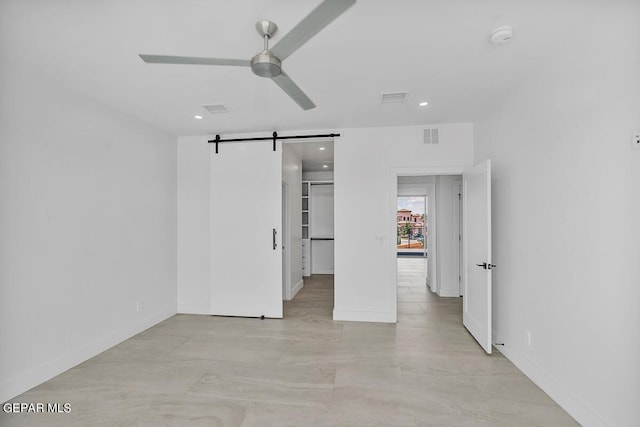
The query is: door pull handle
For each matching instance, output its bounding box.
[273,228,277,250]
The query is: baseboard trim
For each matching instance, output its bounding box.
[333,309,395,323]
[495,337,610,427]
[177,303,211,314]
[311,269,334,275]
[0,309,175,403]
[290,279,303,300]
[437,288,461,298]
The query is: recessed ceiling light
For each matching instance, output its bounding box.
[194,115,203,119]
[418,101,429,107]
[319,147,325,151]
[322,164,328,168]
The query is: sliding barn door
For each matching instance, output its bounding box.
[463,160,492,353]
[210,142,283,318]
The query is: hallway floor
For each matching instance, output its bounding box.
[1,270,577,426]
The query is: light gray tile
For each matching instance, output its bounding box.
[1,272,576,426]
[187,361,335,406]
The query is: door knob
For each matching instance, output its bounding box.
[476,263,496,270]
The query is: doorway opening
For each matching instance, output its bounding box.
[395,174,463,322]
[282,139,335,317]
[397,196,427,257]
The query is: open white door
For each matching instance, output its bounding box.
[463,160,492,353]
[210,141,283,318]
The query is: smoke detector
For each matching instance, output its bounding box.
[489,26,513,44]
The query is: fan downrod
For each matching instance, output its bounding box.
[251,20,282,78]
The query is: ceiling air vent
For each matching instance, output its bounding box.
[423,128,440,144]
[380,92,407,104]
[203,104,230,114]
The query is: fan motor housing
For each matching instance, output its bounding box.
[251,51,282,78]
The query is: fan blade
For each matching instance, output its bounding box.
[139,54,250,67]
[270,0,356,61]
[271,72,316,110]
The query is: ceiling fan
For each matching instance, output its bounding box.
[139,0,356,110]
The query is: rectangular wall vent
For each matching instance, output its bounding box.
[381,92,408,104]
[203,104,230,114]
[423,128,440,144]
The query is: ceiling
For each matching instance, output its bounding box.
[285,140,334,172]
[1,0,582,137]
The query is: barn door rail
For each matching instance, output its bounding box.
[208,131,340,154]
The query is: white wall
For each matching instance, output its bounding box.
[0,62,177,403]
[302,171,334,181]
[282,145,303,299]
[310,184,335,275]
[334,124,473,322]
[310,184,335,238]
[435,176,462,297]
[474,2,640,425]
[397,175,436,194]
[177,136,211,313]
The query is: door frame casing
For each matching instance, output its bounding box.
[389,166,466,322]
[457,181,464,297]
[282,182,289,300]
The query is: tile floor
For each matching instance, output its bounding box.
[0,258,578,426]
